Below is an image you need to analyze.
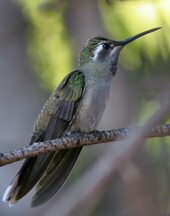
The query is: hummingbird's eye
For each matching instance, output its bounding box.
[102,43,110,50]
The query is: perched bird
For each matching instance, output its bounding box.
[3,27,161,207]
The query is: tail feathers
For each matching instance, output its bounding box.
[2,154,53,207]
[2,174,20,207]
[3,148,82,207]
[31,147,82,207]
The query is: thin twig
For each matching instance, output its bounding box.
[47,102,170,216]
[0,123,170,167]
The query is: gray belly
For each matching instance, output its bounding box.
[70,80,112,132]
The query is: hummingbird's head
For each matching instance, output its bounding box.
[79,27,161,75]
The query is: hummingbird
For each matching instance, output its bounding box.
[3,27,161,207]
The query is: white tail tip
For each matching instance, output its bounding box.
[2,185,13,203]
[2,175,19,207]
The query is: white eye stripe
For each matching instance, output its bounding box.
[92,44,104,60]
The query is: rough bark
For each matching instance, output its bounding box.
[0,124,170,167]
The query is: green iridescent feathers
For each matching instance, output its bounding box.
[52,70,85,121]
[79,36,109,66]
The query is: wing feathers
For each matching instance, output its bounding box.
[65,101,74,121]
[3,70,85,206]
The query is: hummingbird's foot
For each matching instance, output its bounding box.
[66,131,82,137]
[66,130,101,139]
[90,130,100,136]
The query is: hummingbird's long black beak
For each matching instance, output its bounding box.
[116,27,162,46]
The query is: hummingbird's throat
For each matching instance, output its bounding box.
[109,60,118,76]
[109,46,122,75]
[109,46,122,58]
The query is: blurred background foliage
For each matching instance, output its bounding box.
[16,0,170,89]
[0,0,170,215]
[17,0,73,91]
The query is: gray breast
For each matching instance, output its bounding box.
[70,77,112,132]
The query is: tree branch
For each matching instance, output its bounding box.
[0,123,170,167]
[49,102,170,216]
